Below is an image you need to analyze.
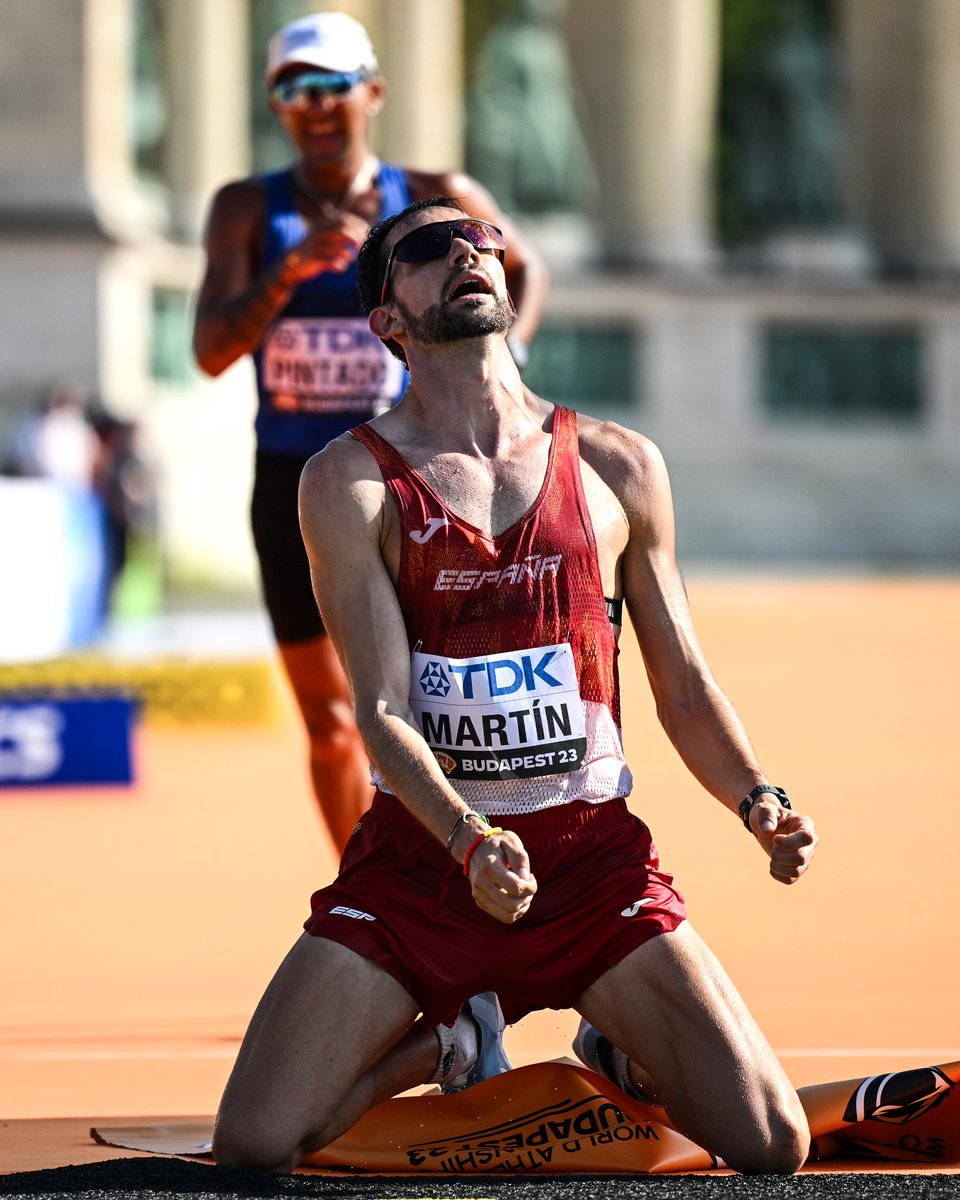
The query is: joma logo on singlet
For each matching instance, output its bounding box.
[410,517,448,544]
[433,553,563,592]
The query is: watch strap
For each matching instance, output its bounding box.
[738,784,791,830]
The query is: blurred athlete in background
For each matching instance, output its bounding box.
[193,13,547,849]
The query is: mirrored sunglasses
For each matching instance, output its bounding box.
[380,219,507,304]
[270,70,372,109]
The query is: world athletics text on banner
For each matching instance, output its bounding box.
[90,1059,960,1173]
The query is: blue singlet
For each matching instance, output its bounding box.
[252,163,411,457]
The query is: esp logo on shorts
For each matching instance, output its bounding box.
[330,905,376,921]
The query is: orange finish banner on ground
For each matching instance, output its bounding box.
[93,1059,960,1174]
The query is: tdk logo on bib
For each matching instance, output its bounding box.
[419,651,564,700]
[410,644,587,781]
[419,661,451,697]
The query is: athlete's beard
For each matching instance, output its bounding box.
[395,293,514,347]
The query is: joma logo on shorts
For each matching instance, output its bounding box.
[330,905,377,921]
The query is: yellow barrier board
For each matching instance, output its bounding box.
[0,656,280,724]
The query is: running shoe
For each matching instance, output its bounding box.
[573,1017,639,1098]
[442,992,512,1093]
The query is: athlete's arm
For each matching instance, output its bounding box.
[407,169,549,350]
[191,180,364,377]
[299,437,537,921]
[596,423,818,884]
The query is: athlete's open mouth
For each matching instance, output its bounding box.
[449,273,493,301]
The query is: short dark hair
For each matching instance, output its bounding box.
[357,195,466,317]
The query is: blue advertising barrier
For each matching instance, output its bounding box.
[0,695,136,787]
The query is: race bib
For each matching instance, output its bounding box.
[410,643,587,781]
[263,317,404,413]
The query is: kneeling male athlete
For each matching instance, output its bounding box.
[213,197,819,1174]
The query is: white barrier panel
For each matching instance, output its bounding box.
[0,478,106,662]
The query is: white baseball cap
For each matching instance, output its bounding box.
[266,12,379,87]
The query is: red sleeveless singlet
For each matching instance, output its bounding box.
[350,405,632,815]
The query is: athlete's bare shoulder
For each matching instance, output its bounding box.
[202,177,268,245]
[301,428,385,503]
[574,412,677,572]
[403,168,512,227]
[575,413,668,508]
[300,428,398,566]
[211,176,266,205]
[403,167,470,200]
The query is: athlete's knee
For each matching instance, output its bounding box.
[213,1111,327,1174]
[721,1107,809,1175]
[213,1114,296,1173]
[301,694,361,751]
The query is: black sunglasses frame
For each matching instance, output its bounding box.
[379,219,506,305]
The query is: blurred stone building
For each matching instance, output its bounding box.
[1,0,959,594]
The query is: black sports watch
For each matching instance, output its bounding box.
[738,784,791,831]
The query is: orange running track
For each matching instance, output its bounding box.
[2,576,959,1173]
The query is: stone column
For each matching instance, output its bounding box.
[839,0,926,270]
[566,0,719,270]
[163,0,250,243]
[376,0,464,170]
[920,0,960,270]
[0,0,126,417]
[0,0,125,225]
[922,2,960,447]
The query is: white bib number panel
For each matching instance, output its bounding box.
[263,317,404,413]
[410,643,587,781]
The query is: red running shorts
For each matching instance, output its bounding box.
[304,792,686,1027]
